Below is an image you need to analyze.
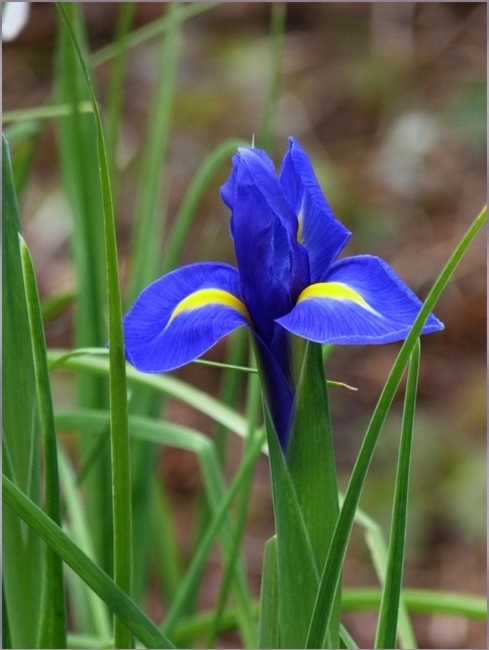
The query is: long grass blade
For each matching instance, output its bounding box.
[57,447,112,638]
[2,133,43,649]
[19,238,67,648]
[55,2,112,573]
[48,351,249,437]
[341,587,486,620]
[2,475,175,650]
[56,4,133,646]
[265,407,319,648]
[287,340,341,646]
[54,408,258,647]
[257,536,279,649]
[205,365,262,648]
[305,204,487,649]
[375,341,420,648]
[127,1,181,303]
[354,508,417,648]
[90,2,220,69]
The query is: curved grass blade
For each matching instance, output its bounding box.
[375,341,420,649]
[55,2,112,574]
[2,475,175,650]
[90,2,220,68]
[257,536,279,649]
[305,204,487,649]
[57,447,112,638]
[54,409,258,647]
[19,238,67,648]
[354,507,416,648]
[205,366,262,648]
[342,587,486,620]
[56,4,133,646]
[162,137,249,274]
[2,133,43,649]
[48,351,249,437]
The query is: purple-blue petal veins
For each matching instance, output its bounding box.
[123,263,250,372]
[279,137,351,283]
[220,147,309,345]
[123,137,444,453]
[276,255,444,344]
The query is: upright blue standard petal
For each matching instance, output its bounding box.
[123,137,444,452]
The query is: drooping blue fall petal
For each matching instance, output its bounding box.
[279,137,351,283]
[123,262,250,372]
[220,147,309,344]
[277,255,444,344]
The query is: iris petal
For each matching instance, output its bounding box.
[220,147,309,344]
[279,137,351,282]
[123,263,250,372]
[277,255,444,344]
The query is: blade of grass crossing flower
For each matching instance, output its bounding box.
[2,476,175,650]
[56,4,133,646]
[305,204,487,649]
[205,364,262,647]
[19,238,67,648]
[48,351,249,438]
[259,2,286,153]
[287,340,341,647]
[2,134,43,649]
[257,536,280,649]
[375,341,420,649]
[265,407,319,648]
[55,2,112,574]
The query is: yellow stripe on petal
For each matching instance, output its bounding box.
[297,282,378,314]
[169,288,251,325]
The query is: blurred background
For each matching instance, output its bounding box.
[3,3,486,648]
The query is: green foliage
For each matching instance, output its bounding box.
[2,3,486,649]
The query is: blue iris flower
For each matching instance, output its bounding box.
[123,138,443,450]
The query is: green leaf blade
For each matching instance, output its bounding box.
[2,133,43,650]
[305,204,487,649]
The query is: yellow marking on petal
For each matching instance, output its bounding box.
[297,282,378,313]
[169,288,251,325]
